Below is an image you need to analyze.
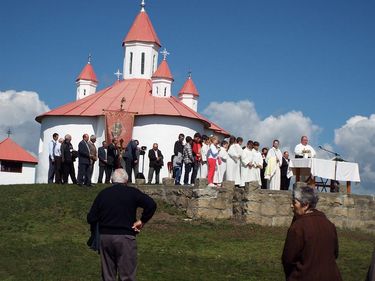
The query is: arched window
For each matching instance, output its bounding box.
[152,54,156,73]
[156,87,159,95]
[164,87,167,96]
[129,52,133,74]
[141,52,145,75]
[83,89,86,96]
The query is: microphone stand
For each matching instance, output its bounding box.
[318,146,343,192]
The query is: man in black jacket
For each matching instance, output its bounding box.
[77,134,92,186]
[147,143,164,184]
[107,138,119,172]
[87,169,156,281]
[123,139,139,183]
[173,133,184,184]
[97,141,110,184]
[280,151,291,190]
[61,134,77,184]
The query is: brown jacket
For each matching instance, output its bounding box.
[282,210,342,281]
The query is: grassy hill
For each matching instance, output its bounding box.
[0,184,373,281]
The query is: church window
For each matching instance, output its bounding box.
[1,160,22,173]
[129,52,133,74]
[141,52,145,74]
[83,89,86,96]
[164,87,167,96]
[156,87,159,95]
[152,54,156,73]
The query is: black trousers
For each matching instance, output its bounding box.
[54,156,62,184]
[124,158,133,183]
[98,165,111,183]
[77,162,91,185]
[190,160,200,185]
[48,158,55,183]
[260,169,267,189]
[62,161,77,184]
[184,163,193,185]
[280,176,291,190]
[148,166,161,184]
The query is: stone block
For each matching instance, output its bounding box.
[272,216,291,227]
[135,178,146,185]
[245,181,260,192]
[162,177,175,186]
[222,180,235,189]
[194,178,208,188]
[244,202,261,214]
[260,202,277,217]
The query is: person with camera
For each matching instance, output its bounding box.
[147,143,164,184]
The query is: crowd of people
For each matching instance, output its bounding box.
[172,133,316,190]
[48,132,317,189]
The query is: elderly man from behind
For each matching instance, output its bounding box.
[294,136,316,158]
[87,169,157,281]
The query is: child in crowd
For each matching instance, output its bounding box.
[207,136,220,187]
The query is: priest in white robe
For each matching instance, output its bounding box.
[294,136,316,158]
[265,139,282,190]
[214,140,228,186]
[240,140,254,187]
[248,141,263,186]
[227,137,243,186]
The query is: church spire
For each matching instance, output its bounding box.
[76,55,98,100]
[178,72,199,111]
[122,2,161,79]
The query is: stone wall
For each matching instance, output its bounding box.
[137,179,375,233]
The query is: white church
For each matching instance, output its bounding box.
[35,1,229,183]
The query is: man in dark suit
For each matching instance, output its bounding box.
[280,151,291,190]
[98,141,110,184]
[260,147,268,189]
[77,134,92,186]
[107,138,119,173]
[123,139,139,183]
[147,143,164,184]
[61,134,77,184]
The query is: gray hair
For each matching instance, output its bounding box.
[111,168,129,184]
[65,134,72,140]
[293,186,319,209]
[90,135,96,141]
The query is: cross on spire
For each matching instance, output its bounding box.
[6,128,12,138]
[120,97,126,111]
[188,70,192,79]
[160,48,170,61]
[140,0,146,12]
[88,53,92,64]
[114,69,123,81]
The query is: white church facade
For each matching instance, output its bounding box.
[35,2,229,183]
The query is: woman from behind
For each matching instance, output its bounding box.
[282,185,342,281]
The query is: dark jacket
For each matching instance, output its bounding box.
[148,149,164,168]
[78,140,91,165]
[61,141,74,163]
[174,140,184,156]
[107,143,118,166]
[123,140,138,162]
[87,183,157,236]
[98,146,107,167]
[281,157,289,177]
[282,210,342,281]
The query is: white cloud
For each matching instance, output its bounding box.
[334,114,375,192]
[203,100,321,153]
[0,90,49,154]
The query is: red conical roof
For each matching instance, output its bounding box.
[0,138,38,164]
[123,11,161,47]
[178,76,199,97]
[152,60,173,81]
[76,63,98,83]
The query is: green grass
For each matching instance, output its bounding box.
[0,184,373,281]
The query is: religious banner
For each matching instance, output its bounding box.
[104,110,135,149]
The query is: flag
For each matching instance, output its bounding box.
[104,110,135,149]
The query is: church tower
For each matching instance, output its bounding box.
[122,1,161,80]
[75,55,98,100]
[178,73,199,112]
[151,48,173,98]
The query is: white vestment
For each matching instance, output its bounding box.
[227,143,242,185]
[199,143,209,178]
[248,149,263,186]
[266,147,282,190]
[294,143,316,158]
[214,148,228,184]
[240,148,253,186]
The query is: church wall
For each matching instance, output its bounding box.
[36,116,100,183]
[132,115,204,182]
[0,163,36,185]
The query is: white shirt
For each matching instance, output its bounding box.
[294,143,316,158]
[54,142,62,157]
[49,140,57,160]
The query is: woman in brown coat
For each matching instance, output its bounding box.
[282,186,342,281]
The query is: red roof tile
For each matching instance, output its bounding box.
[0,138,38,164]
[152,60,173,80]
[35,79,228,135]
[178,76,199,97]
[76,63,98,83]
[123,11,161,47]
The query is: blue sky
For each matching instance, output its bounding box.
[0,0,375,192]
